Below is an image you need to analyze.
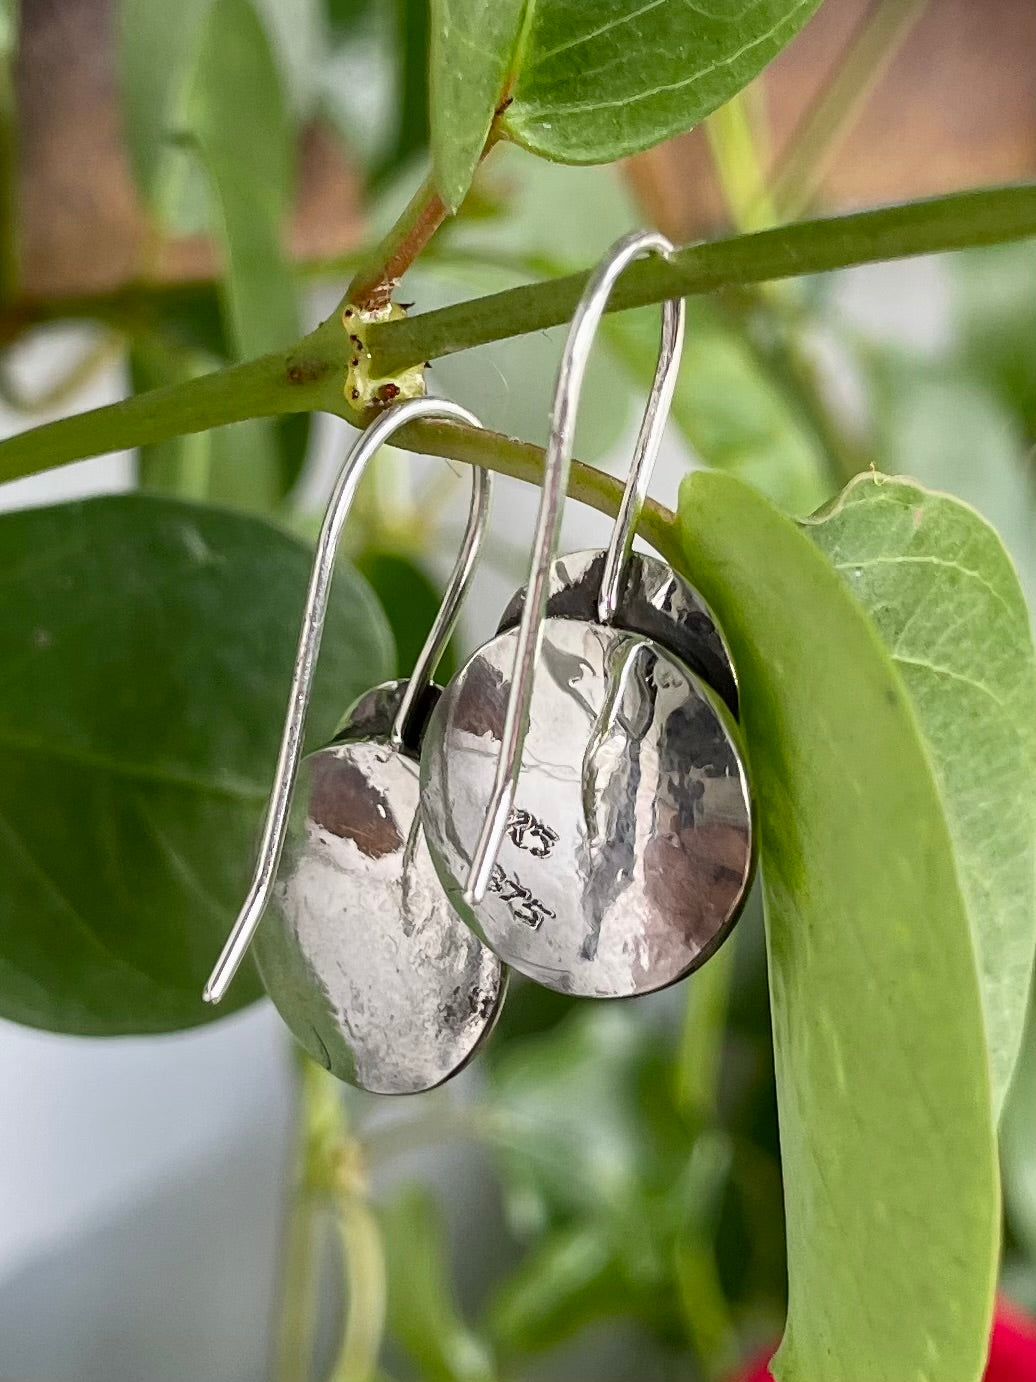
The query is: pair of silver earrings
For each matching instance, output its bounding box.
[202,231,755,1095]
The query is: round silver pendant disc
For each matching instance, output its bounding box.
[254,681,505,1094]
[420,620,754,998]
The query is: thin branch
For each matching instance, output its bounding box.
[369,184,1036,374]
[345,172,450,313]
[344,129,504,314]
[768,0,929,221]
[3,185,1036,490]
[395,419,685,572]
[0,321,347,484]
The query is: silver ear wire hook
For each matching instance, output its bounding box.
[464,229,685,908]
[204,395,487,1005]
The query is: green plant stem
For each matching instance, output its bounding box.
[274,1057,339,1382]
[769,0,929,221]
[3,185,1036,492]
[274,1179,321,1382]
[346,172,449,312]
[705,90,777,232]
[397,419,685,569]
[0,323,346,482]
[370,184,1036,373]
[329,1196,387,1382]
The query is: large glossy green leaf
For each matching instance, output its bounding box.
[805,475,1036,1112]
[429,0,823,206]
[354,549,457,684]
[0,494,392,1035]
[678,471,1000,1382]
[505,0,823,164]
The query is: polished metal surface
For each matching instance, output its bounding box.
[204,395,489,1005]
[464,230,686,907]
[421,620,754,998]
[255,681,505,1094]
[497,548,740,719]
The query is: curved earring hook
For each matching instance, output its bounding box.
[464,229,685,908]
[204,395,488,1005]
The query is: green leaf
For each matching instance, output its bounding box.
[487,1223,626,1358]
[372,0,432,184]
[805,474,1036,1112]
[0,494,392,1035]
[1003,1004,1036,1264]
[187,0,299,360]
[117,0,212,214]
[610,301,828,515]
[501,0,823,166]
[429,1,822,205]
[184,0,306,504]
[678,471,1000,1382]
[250,0,326,118]
[381,1185,496,1382]
[354,549,456,683]
[489,1005,678,1233]
[870,358,1036,596]
[952,242,1036,438]
[428,0,527,210]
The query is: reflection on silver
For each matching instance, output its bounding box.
[463,230,687,907]
[421,620,754,998]
[256,681,505,1094]
[498,549,740,719]
[203,395,488,1005]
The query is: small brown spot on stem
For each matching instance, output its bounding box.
[287,358,326,385]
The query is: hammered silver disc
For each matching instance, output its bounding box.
[420,621,754,998]
[498,548,740,717]
[254,681,505,1094]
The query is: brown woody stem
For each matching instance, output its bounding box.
[345,172,450,313]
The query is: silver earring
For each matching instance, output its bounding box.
[203,397,505,1094]
[420,231,755,999]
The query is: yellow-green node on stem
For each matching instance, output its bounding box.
[341,301,426,414]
